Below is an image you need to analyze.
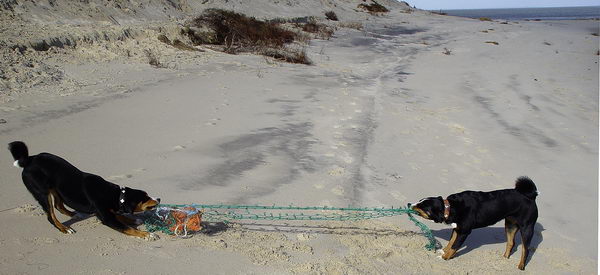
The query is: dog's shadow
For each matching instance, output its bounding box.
[202,221,427,238]
[192,221,424,238]
[62,213,95,227]
[200,222,229,236]
[432,222,544,263]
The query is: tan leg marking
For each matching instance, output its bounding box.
[518,243,528,270]
[110,211,155,240]
[50,190,76,217]
[122,227,150,239]
[504,219,519,258]
[443,229,457,254]
[46,192,75,234]
[442,230,458,260]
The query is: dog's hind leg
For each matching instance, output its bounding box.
[518,224,535,270]
[21,170,51,214]
[50,190,76,217]
[21,171,72,233]
[46,191,75,234]
[504,217,520,258]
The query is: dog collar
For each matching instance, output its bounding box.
[443,199,450,219]
[118,187,126,209]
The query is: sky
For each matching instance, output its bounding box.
[403,0,600,10]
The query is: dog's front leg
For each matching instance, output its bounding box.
[442,229,470,260]
[442,229,458,255]
[96,209,158,240]
[116,214,143,226]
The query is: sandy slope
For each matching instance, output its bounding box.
[1,1,598,274]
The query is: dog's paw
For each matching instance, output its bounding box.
[435,249,444,255]
[441,254,452,260]
[143,232,160,241]
[61,227,76,234]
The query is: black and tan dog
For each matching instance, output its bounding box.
[410,177,538,270]
[8,141,160,240]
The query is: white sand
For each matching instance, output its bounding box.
[1,1,598,274]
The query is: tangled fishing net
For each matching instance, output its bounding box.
[142,203,440,250]
[144,206,203,237]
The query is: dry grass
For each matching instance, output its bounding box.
[158,34,170,44]
[157,34,201,51]
[172,39,200,51]
[358,1,389,13]
[184,9,314,64]
[267,16,315,25]
[301,20,335,40]
[338,21,363,30]
[479,17,493,21]
[325,11,338,21]
[261,47,311,65]
[145,50,167,68]
[190,9,297,51]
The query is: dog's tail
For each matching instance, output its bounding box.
[515,176,538,200]
[8,141,29,168]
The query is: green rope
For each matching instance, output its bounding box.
[144,203,439,251]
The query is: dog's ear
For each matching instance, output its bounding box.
[429,196,446,223]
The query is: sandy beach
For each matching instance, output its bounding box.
[1,0,598,274]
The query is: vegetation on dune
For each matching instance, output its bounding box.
[358,1,389,13]
[182,8,321,64]
[190,9,297,50]
[300,19,335,40]
[325,11,339,21]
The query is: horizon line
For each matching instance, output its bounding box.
[424,5,600,11]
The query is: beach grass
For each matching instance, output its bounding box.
[358,1,389,13]
[183,9,316,64]
[325,11,339,21]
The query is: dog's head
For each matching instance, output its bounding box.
[119,187,160,214]
[410,196,445,223]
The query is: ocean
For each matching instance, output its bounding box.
[437,6,600,21]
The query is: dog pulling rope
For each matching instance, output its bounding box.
[144,203,439,251]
